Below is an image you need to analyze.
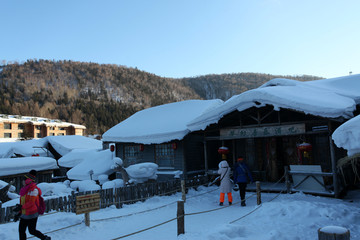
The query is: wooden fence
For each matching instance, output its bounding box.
[0,176,208,224]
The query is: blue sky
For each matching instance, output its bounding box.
[1,0,359,78]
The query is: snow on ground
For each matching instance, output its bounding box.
[1,185,359,240]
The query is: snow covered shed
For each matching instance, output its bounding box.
[102,99,223,180]
[187,74,360,197]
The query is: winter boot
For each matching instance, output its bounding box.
[229,202,232,206]
[241,200,246,206]
[219,202,223,206]
[43,236,51,240]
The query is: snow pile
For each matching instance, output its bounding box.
[66,149,114,181]
[47,135,102,156]
[332,115,360,156]
[102,99,223,144]
[58,149,100,168]
[37,182,74,197]
[69,180,101,192]
[0,157,58,177]
[126,162,158,183]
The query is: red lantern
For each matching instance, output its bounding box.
[218,146,229,155]
[139,144,144,151]
[172,142,177,150]
[297,142,312,152]
[110,145,115,152]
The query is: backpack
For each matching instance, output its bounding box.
[35,186,46,215]
[38,195,46,215]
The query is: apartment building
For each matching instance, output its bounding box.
[0,114,86,141]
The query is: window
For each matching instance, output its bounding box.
[4,133,12,138]
[36,133,42,138]
[4,123,11,129]
[124,145,141,166]
[50,133,55,136]
[18,133,24,138]
[59,127,65,131]
[18,124,24,130]
[36,126,41,130]
[50,126,55,130]
[155,143,175,168]
[57,133,65,136]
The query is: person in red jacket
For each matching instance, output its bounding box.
[18,170,51,240]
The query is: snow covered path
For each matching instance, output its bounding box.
[1,186,359,240]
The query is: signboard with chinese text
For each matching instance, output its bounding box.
[220,123,305,139]
[76,193,100,215]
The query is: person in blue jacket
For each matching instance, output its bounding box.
[233,156,253,206]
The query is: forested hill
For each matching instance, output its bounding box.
[0,60,321,135]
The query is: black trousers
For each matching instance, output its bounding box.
[19,217,46,240]
[238,182,247,201]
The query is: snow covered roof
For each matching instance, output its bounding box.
[188,74,360,131]
[0,138,48,158]
[0,157,58,177]
[0,114,86,129]
[102,99,224,144]
[332,114,360,157]
[47,135,102,156]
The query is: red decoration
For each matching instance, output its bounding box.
[297,142,312,152]
[110,145,115,152]
[32,153,39,157]
[218,146,229,155]
[172,142,177,150]
[139,144,144,151]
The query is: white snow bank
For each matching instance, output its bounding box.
[0,157,58,177]
[319,226,349,234]
[58,149,100,168]
[47,135,102,156]
[70,180,101,192]
[332,115,360,156]
[126,162,158,183]
[66,149,114,181]
[102,99,223,144]
[37,182,74,197]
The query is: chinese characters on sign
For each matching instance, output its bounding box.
[220,124,306,139]
[76,193,100,215]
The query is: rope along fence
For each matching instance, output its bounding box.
[5,175,289,239]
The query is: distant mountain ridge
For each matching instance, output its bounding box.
[0,59,321,134]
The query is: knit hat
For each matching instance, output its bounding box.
[24,170,37,182]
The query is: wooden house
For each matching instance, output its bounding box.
[103,75,360,196]
[102,99,224,181]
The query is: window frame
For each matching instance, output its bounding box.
[155,143,175,169]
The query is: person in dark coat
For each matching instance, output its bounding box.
[233,157,253,206]
[17,170,51,240]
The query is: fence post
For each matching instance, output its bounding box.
[177,200,185,235]
[256,181,261,205]
[85,212,90,227]
[181,180,186,202]
[284,166,291,193]
[318,226,350,240]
